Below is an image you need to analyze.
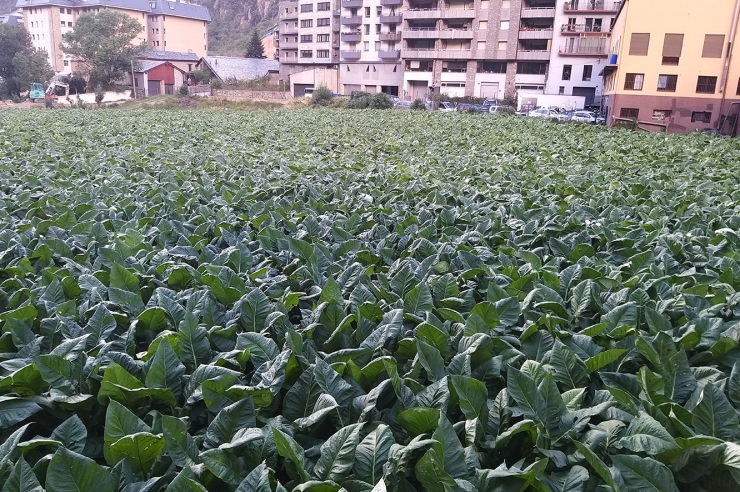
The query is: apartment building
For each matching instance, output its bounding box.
[16,0,210,74]
[278,0,340,80]
[263,24,279,59]
[603,0,740,132]
[545,0,619,107]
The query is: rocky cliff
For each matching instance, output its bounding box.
[197,0,279,56]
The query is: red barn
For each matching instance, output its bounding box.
[132,61,186,97]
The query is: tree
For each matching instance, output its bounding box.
[245,30,264,58]
[61,10,145,89]
[0,24,53,96]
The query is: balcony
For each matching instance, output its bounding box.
[381,0,403,5]
[282,27,298,35]
[379,49,401,59]
[342,32,362,42]
[282,11,298,20]
[332,40,340,48]
[518,28,553,39]
[342,16,362,25]
[401,48,471,59]
[405,28,438,38]
[380,14,403,22]
[380,32,402,41]
[405,8,442,19]
[341,50,362,59]
[560,24,610,35]
[332,23,340,32]
[439,28,474,39]
[517,50,550,60]
[440,8,476,19]
[342,0,363,7]
[563,1,621,12]
[281,42,299,49]
[520,7,556,18]
[559,44,608,56]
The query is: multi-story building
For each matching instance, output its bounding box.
[16,0,210,74]
[545,0,619,107]
[263,24,279,59]
[603,0,740,132]
[278,0,340,81]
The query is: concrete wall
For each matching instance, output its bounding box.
[213,89,294,100]
[160,16,208,57]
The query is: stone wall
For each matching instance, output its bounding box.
[213,90,294,101]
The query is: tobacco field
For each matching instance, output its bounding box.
[1,109,740,492]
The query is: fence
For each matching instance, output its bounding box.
[213,90,294,101]
[188,85,212,96]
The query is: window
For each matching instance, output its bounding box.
[477,61,506,73]
[59,7,64,13]
[582,65,592,81]
[629,33,650,56]
[562,65,572,80]
[498,41,507,52]
[652,110,671,121]
[300,50,312,58]
[624,73,644,90]
[317,2,330,11]
[317,34,330,42]
[691,111,712,123]
[301,19,313,27]
[502,0,510,7]
[517,62,547,74]
[662,57,679,65]
[657,74,677,92]
[376,24,381,34]
[662,33,683,60]
[479,20,487,29]
[317,18,330,26]
[365,7,370,17]
[363,41,369,51]
[620,108,639,119]
[364,24,370,34]
[696,76,717,94]
[316,49,329,58]
[500,20,509,30]
[442,61,466,72]
[477,41,485,50]
[559,86,565,94]
[64,60,69,66]
[66,8,71,14]
[156,41,160,46]
[377,6,382,15]
[300,4,313,12]
[702,34,724,58]
[61,21,65,27]
[374,41,380,51]
[300,34,313,42]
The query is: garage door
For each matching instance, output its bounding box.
[479,82,499,99]
[148,80,160,96]
[573,87,596,107]
[409,81,428,101]
[293,84,312,97]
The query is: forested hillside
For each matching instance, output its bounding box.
[197,0,279,56]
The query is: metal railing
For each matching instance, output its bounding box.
[563,1,621,11]
[559,44,607,55]
[560,23,609,33]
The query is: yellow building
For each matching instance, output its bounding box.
[603,0,740,133]
[16,0,210,74]
[262,24,278,60]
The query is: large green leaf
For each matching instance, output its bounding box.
[50,415,87,453]
[235,462,273,492]
[161,415,199,467]
[1,456,43,492]
[549,340,588,389]
[506,366,545,421]
[618,411,678,455]
[692,383,740,441]
[314,423,363,482]
[201,448,243,485]
[611,454,679,492]
[46,447,116,492]
[109,432,165,476]
[103,400,150,465]
[0,397,41,429]
[205,397,256,448]
[450,375,488,426]
[145,338,185,397]
[177,311,211,371]
[272,427,310,482]
[398,407,441,436]
[354,423,394,485]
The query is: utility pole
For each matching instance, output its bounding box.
[131,60,137,99]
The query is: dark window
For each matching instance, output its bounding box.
[629,33,650,56]
[317,34,330,42]
[300,19,313,28]
[562,64,572,80]
[662,34,683,58]
[316,49,329,58]
[582,64,592,81]
[691,111,712,123]
[657,74,677,92]
[559,86,565,94]
[300,35,313,42]
[696,76,717,94]
[517,62,548,75]
[317,2,331,11]
[477,61,506,73]
[702,34,724,58]
[300,50,312,58]
[624,73,644,90]
[662,57,679,65]
[317,18,330,26]
[620,108,639,119]
[300,4,313,12]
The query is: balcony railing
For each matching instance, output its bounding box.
[281,42,299,49]
[380,32,402,41]
[342,0,363,7]
[379,49,401,59]
[520,7,556,18]
[560,23,610,34]
[342,16,362,25]
[559,44,608,56]
[401,48,472,59]
[404,8,443,19]
[341,50,362,59]
[518,27,553,39]
[381,0,403,5]
[342,31,362,42]
[282,10,298,20]
[440,7,476,18]
[517,49,550,60]
[380,14,403,22]
[563,0,621,12]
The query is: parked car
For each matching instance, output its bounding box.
[457,103,488,114]
[438,101,456,112]
[394,100,412,109]
[528,108,562,119]
[571,110,597,123]
[595,114,606,125]
[489,105,515,115]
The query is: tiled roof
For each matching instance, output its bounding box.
[139,50,200,62]
[136,60,185,72]
[198,56,279,82]
[1,10,23,24]
[15,0,211,21]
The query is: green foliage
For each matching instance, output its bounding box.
[244,30,265,58]
[0,110,740,492]
[411,98,426,110]
[345,91,371,109]
[61,72,87,94]
[178,84,190,96]
[94,84,105,106]
[369,92,393,109]
[0,24,53,96]
[210,78,223,90]
[311,85,333,107]
[61,10,145,89]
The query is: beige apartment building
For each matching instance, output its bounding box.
[16,0,210,74]
[603,0,740,132]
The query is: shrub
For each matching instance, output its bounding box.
[311,86,333,107]
[210,79,223,90]
[369,92,393,110]
[346,91,372,109]
[328,96,348,108]
[62,73,87,94]
[411,99,426,110]
[44,97,53,109]
[94,85,105,107]
[179,85,190,96]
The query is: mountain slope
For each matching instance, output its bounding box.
[196,0,279,56]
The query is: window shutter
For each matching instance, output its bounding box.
[629,33,650,56]
[702,34,724,58]
[662,34,684,58]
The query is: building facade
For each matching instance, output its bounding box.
[16,0,210,74]
[263,24,279,59]
[603,0,740,132]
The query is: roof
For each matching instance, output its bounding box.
[198,56,280,82]
[138,50,200,62]
[1,10,23,24]
[263,24,278,38]
[14,0,211,22]
[136,60,185,73]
